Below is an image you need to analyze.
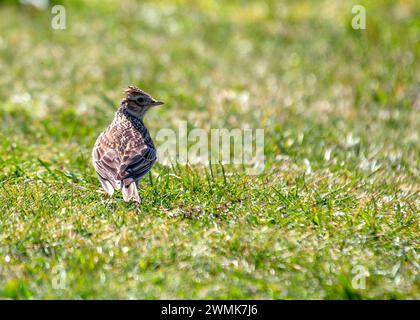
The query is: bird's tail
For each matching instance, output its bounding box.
[122,181,140,202]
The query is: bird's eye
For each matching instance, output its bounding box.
[136,96,145,104]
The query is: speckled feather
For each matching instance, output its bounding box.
[92,86,161,202]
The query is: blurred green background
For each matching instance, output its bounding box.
[0,0,419,299]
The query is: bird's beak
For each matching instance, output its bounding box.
[151,100,164,106]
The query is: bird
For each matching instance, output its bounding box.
[92,85,164,202]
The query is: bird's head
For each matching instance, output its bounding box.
[123,85,164,118]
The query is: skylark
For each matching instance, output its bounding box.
[92,86,163,202]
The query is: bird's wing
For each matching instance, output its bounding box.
[120,144,157,184]
[92,143,122,188]
[93,139,156,188]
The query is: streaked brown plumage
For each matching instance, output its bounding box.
[92,86,163,202]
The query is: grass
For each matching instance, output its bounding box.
[0,0,419,299]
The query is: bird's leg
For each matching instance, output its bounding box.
[132,182,142,214]
[102,192,117,213]
[134,197,141,214]
[103,193,111,207]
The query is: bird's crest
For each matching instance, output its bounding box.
[124,85,147,97]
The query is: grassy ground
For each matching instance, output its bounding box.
[0,0,419,299]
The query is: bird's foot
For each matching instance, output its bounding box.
[134,198,142,214]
